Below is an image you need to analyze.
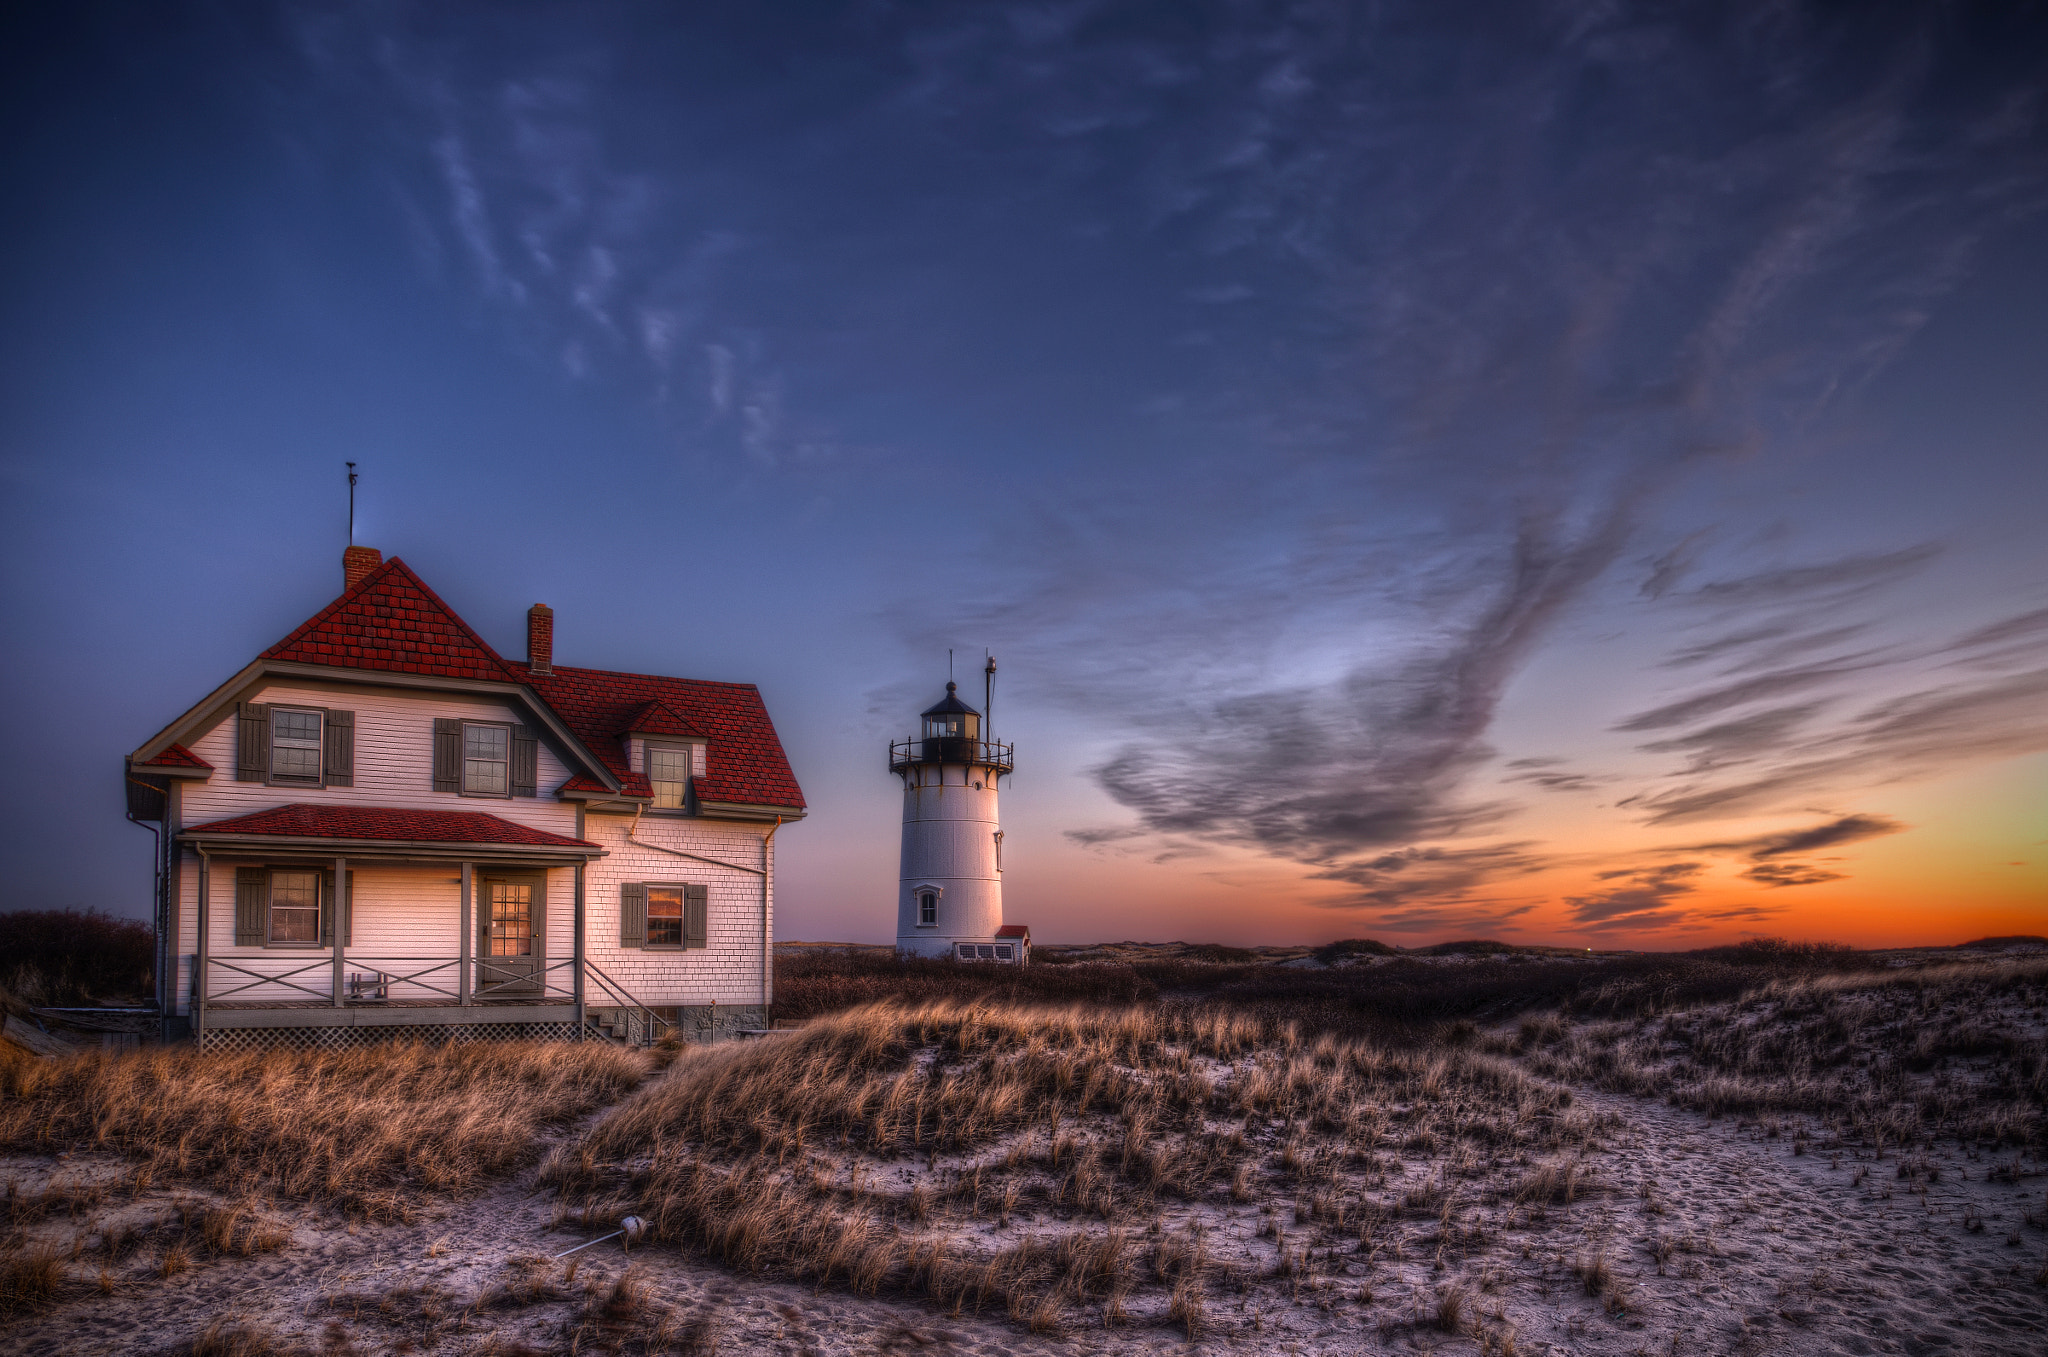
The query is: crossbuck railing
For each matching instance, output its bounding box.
[198,954,673,1046]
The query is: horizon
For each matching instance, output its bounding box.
[3,3,2045,951]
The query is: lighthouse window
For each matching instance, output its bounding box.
[917,891,937,926]
[995,945,1013,961]
[647,744,691,810]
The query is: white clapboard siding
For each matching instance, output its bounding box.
[581,811,774,1009]
[180,682,580,836]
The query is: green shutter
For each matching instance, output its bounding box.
[620,882,646,948]
[320,870,355,946]
[236,703,270,782]
[510,726,538,797]
[684,884,708,950]
[234,867,266,945]
[323,709,355,787]
[432,719,462,792]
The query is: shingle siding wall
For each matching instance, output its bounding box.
[581,811,773,1009]
[181,682,578,834]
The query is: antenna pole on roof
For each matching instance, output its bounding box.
[949,649,954,684]
[984,652,996,742]
[346,462,358,545]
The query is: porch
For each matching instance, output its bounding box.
[179,805,672,1046]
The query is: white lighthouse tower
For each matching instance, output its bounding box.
[891,659,1026,964]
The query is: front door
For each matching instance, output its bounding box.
[477,875,543,998]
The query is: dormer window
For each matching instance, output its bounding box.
[646,743,692,810]
[269,708,324,785]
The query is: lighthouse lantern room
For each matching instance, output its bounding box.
[890,660,1024,964]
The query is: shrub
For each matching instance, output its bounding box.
[0,908,154,1005]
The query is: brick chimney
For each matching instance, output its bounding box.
[342,545,382,592]
[527,604,554,674]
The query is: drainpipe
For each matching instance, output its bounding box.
[762,815,782,1016]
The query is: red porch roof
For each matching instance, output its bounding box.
[182,804,597,849]
[995,924,1030,939]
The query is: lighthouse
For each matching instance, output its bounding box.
[890,659,1027,964]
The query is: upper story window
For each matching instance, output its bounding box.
[270,708,324,784]
[646,743,691,810]
[917,890,938,926]
[432,718,536,798]
[236,702,354,788]
[463,723,510,796]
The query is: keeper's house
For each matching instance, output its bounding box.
[124,546,805,1050]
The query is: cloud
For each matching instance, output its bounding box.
[1636,703,1827,773]
[1616,659,1883,733]
[1565,863,1706,927]
[1742,862,1845,888]
[1678,546,1941,608]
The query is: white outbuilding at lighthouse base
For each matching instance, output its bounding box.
[889,678,1026,964]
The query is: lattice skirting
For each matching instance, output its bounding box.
[197,1022,583,1053]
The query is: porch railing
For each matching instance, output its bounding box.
[196,953,673,1046]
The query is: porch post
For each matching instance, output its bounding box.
[573,869,587,1039]
[458,862,473,1006]
[331,856,347,1007]
[569,806,585,1039]
[194,849,209,1038]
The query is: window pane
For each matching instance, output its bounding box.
[272,709,321,743]
[273,745,322,779]
[996,946,1013,960]
[487,881,532,956]
[647,887,683,946]
[465,758,508,794]
[465,725,508,759]
[270,872,320,943]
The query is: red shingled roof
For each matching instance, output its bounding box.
[518,663,805,809]
[995,924,1030,939]
[622,699,705,738]
[238,555,803,812]
[263,557,520,684]
[183,804,597,848]
[138,744,212,770]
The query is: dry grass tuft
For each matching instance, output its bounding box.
[0,1241,63,1315]
[170,1317,314,1357]
[0,1040,651,1218]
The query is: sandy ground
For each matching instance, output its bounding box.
[6,1071,2043,1357]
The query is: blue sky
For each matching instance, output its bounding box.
[4,2,2045,946]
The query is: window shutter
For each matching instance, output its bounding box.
[323,710,355,787]
[320,870,355,946]
[510,726,538,797]
[432,719,462,792]
[234,867,266,945]
[620,883,646,948]
[237,703,270,781]
[684,884,708,950]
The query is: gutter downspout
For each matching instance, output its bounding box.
[762,815,782,1017]
[123,795,163,1025]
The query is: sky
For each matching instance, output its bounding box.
[2,1,2044,950]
